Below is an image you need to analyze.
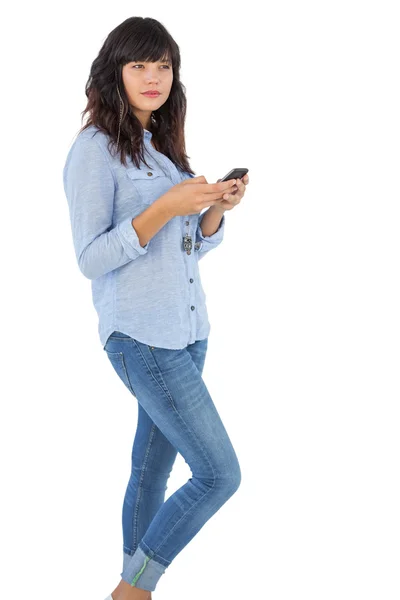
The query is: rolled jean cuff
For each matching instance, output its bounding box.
[121,544,169,592]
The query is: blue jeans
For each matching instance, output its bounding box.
[103,331,241,592]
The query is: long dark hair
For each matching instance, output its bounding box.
[77,17,195,174]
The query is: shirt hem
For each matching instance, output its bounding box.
[100,326,210,350]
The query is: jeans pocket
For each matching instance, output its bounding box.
[105,349,137,397]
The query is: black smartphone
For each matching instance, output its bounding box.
[219,168,249,182]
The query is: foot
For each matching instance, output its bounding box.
[110,580,152,600]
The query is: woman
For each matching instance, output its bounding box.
[63,16,249,600]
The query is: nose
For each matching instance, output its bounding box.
[144,68,161,81]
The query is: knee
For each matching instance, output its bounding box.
[220,458,242,498]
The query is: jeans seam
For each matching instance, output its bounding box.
[131,340,177,410]
[120,351,136,396]
[105,350,136,396]
[131,422,157,552]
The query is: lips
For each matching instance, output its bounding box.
[142,91,160,96]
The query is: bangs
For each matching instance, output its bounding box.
[118,25,174,67]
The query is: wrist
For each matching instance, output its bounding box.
[208,204,226,215]
[156,193,176,219]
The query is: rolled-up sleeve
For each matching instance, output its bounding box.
[63,134,149,280]
[195,211,225,260]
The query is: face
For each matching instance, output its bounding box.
[121,59,173,130]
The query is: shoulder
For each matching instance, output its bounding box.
[63,125,116,184]
[72,125,111,152]
[64,126,113,166]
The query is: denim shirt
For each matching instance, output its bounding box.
[62,125,225,350]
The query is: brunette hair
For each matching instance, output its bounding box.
[77,16,194,174]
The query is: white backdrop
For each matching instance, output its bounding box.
[1,2,399,599]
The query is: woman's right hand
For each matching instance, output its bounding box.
[161,176,238,217]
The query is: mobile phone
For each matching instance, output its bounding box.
[219,168,249,182]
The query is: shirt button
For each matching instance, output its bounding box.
[191,305,195,311]
[147,172,153,176]
[190,278,193,283]
[185,221,189,225]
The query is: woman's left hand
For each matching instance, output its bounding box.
[216,173,249,211]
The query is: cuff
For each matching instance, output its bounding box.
[117,216,150,260]
[121,545,168,592]
[196,211,225,251]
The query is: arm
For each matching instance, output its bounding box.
[63,135,172,280]
[196,206,226,261]
[178,169,226,260]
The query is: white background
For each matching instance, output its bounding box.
[1,2,399,599]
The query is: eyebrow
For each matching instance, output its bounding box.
[131,59,172,65]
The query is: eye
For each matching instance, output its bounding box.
[132,64,171,69]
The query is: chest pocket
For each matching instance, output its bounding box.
[126,164,172,204]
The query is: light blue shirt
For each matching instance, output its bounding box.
[62,125,225,349]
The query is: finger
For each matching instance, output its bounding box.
[199,184,236,196]
[200,198,225,209]
[214,179,237,192]
[194,180,234,193]
[235,178,245,190]
[201,191,230,202]
[222,192,240,203]
[222,191,239,201]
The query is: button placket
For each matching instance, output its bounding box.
[182,218,192,255]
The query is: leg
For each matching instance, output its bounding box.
[104,334,241,595]
[115,404,177,600]
[105,334,212,599]
[121,404,178,567]
[121,336,208,570]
